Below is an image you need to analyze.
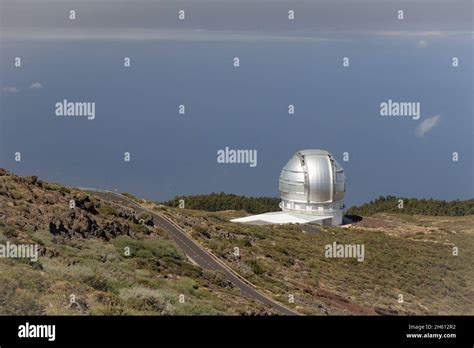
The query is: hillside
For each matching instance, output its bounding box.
[1,169,473,316]
[152,206,474,315]
[0,169,272,315]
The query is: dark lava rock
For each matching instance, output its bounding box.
[74,194,98,214]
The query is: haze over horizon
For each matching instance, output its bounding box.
[1,0,472,207]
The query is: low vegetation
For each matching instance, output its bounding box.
[161,207,474,315]
[347,196,474,216]
[2,169,472,316]
[163,192,280,214]
[164,193,474,217]
[0,169,270,315]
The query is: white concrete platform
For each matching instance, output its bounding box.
[230,211,334,225]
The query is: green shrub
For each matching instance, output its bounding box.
[119,286,172,313]
[162,192,280,214]
[112,236,183,260]
[248,260,264,275]
[347,196,474,216]
[97,203,118,217]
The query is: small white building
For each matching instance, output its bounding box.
[231,149,347,226]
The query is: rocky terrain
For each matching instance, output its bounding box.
[1,168,472,316]
[0,168,162,240]
[0,169,271,315]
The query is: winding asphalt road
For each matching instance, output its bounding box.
[81,188,298,316]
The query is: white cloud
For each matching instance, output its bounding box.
[29,82,43,89]
[0,28,345,43]
[417,40,428,48]
[2,27,472,43]
[1,86,19,93]
[416,115,441,137]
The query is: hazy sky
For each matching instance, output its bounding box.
[1,0,472,206]
[1,0,472,31]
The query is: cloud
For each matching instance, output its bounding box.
[1,27,341,43]
[1,86,19,93]
[3,27,472,44]
[416,115,440,137]
[417,40,428,48]
[29,82,43,89]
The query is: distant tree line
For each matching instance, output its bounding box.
[162,192,280,214]
[346,196,474,216]
[163,193,474,216]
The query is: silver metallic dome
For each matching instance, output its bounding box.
[231,149,347,226]
[279,149,346,214]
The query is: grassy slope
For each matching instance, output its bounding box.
[0,173,269,315]
[2,171,472,316]
[0,223,271,315]
[156,206,474,315]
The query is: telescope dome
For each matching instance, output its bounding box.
[231,149,347,226]
[279,149,346,215]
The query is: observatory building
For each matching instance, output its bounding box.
[231,149,346,226]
